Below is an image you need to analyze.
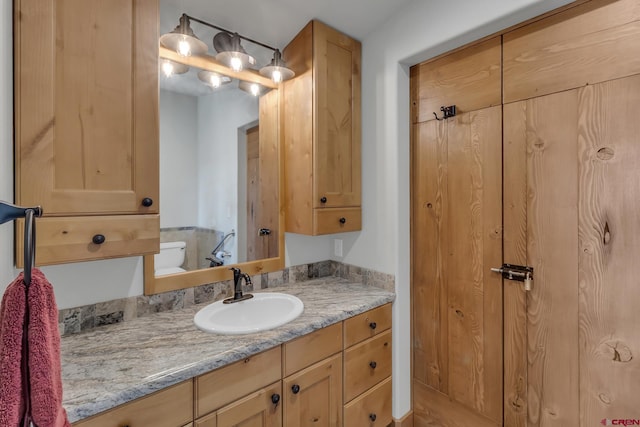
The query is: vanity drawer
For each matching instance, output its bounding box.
[344,304,392,348]
[73,380,193,427]
[16,215,159,267]
[344,330,392,402]
[196,346,281,418]
[283,322,342,376]
[344,377,392,427]
[313,207,362,234]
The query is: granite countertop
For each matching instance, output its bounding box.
[61,278,395,423]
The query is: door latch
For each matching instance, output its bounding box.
[491,263,533,291]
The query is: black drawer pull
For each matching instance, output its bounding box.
[141,197,153,207]
[369,322,377,330]
[320,197,327,203]
[271,393,280,405]
[92,234,106,245]
[369,413,377,422]
[369,361,377,369]
[339,217,346,224]
[291,384,300,394]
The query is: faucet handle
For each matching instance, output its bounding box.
[243,273,252,286]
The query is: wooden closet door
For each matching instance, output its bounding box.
[504,74,640,427]
[412,106,503,426]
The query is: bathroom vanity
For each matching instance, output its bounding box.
[63,279,394,426]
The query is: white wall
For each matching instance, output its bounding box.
[0,0,15,293]
[197,88,258,264]
[159,89,199,228]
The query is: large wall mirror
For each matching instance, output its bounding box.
[144,2,284,294]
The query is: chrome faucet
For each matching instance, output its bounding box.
[224,267,254,304]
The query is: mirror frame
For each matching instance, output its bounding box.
[144,46,285,295]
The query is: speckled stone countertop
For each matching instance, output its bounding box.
[61,278,395,423]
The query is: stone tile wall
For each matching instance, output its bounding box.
[58,260,395,336]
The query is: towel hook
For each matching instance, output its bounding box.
[433,105,457,121]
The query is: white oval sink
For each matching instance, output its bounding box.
[194,292,304,335]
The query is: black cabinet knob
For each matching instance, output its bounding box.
[369,413,377,422]
[339,217,346,224]
[92,234,106,245]
[320,197,327,203]
[271,393,280,405]
[141,197,153,207]
[369,322,377,330]
[369,361,377,369]
[291,384,300,394]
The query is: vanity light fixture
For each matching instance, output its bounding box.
[213,31,256,72]
[197,70,232,88]
[159,14,208,57]
[238,80,270,97]
[259,49,294,83]
[161,59,189,77]
[160,13,295,83]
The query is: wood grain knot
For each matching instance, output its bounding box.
[598,393,611,404]
[603,222,611,245]
[602,341,633,363]
[509,395,524,411]
[455,309,464,318]
[533,138,545,151]
[596,147,614,161]
[425,202,433,209]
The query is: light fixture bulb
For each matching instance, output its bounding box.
[209,74,221,88]
[177,38,191,56]
[230,56,243,72]
[250,83,260,96]
[272,69,283,83]
[197,70,231,89]
[161,61,174,77]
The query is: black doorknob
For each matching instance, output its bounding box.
[339,217,346,224]
[92,234,106,244]
[369,413,377,422]
[369,361,377,369]
[369,322,377,330]
[291,384,300,394]
[320,197,327,203]
[141,197,153,207]
[271,393,280,405]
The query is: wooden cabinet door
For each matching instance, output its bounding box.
[217,382,282,427]
[283,353,342,427]
[503,74,640,426]
[313,21,361,209]
[14,0,159,216]
[73,380,193,427]
[412,106,503,426]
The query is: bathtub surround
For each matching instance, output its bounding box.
[58,260,394,336]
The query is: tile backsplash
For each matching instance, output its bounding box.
[58,260,394,336]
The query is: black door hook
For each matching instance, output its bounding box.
[433,105,456,121]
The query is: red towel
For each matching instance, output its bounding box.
[0,269,70,427]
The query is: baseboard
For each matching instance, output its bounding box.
[392,410,414,427]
